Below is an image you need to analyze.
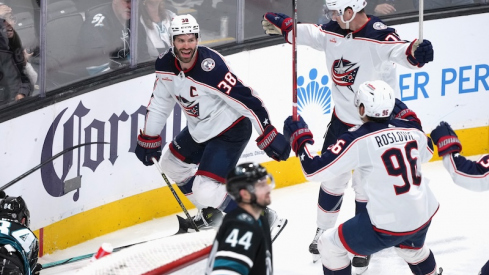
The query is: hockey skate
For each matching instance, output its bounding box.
[264,208,287,242]
[352,254,371,274]
[177,207,223,233]
[191,207,223,230]
[309,228,325,263]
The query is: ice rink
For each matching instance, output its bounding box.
[39,157,489,274]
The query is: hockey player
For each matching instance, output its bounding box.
[261,0,434,265]
[0,193,41,275]
[430,121,489,275]
[283,80,442,275]
[135,15,290,231]
[206,162,279,275]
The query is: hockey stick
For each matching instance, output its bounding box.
[292,0,298,121]
[152,157,199,232]
[419,0,424,43]
[0,142,108,192]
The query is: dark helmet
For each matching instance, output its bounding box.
[0,196,30,227]
[226,162,269,203]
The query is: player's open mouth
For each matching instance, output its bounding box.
[6,27,13,36]
[180,50,192,57]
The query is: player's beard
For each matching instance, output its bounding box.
[176,47,197,64]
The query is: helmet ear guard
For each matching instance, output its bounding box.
[354,80,395,119]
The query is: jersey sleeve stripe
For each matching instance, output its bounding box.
[213,258,250,275]
[215,250,254,267]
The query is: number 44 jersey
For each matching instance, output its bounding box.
[298,119,439,234]
[206,207,273,275]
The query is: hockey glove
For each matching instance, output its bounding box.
[135,131,162,166]
[256,125,291,161]
[262,12,293,36]
[411,39,434,66]
[391,99,421,125]
[283,116,314,155]
[430,121,462,157]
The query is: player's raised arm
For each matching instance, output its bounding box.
[431,121,489,192]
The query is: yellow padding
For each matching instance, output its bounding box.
[39,186,193,254]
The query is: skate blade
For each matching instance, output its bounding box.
[271,218,288,243]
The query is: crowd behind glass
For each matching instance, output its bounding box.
[0,0,485,107]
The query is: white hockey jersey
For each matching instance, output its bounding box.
[287,16,422,125]
[299,119,438,233]
[144,46,272,142]
[443,153,489,192]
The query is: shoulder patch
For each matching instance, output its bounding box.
[159,49,170,59]
[373,22,388,30]
[237,213,254,224]
[201,58,216,72]
[348,125,361,132]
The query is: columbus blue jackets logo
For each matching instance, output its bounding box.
[331,57,359,92]
[297,68,331,115]
[201,58,215,72]
[176,95,199,117]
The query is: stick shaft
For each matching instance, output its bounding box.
[292,0,298,121]
[152,158,199,231]
[1,142,108,192]
[419,0,424,42]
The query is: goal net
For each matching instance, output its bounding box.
[76,229,216,275]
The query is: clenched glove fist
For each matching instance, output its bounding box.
[411,39,434,66]
[391,98,421,125]
[430,121,462,157]
[256,125,291,161]
[135,131,162,166]
[283,116,314,156]
[262,12,293,36]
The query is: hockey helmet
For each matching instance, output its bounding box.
[226,163,274,203]
[354,80,395,118]
[325,0,366,25]
[170,14,200,44]
[0,195,30,227]
[325,0,367,15]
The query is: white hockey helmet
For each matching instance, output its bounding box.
[354,80,395,118]
[325,0,367,15]
[325,0,366,25]
[170,14,200,44]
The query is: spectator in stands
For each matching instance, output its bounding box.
[139,0,176,60]
[0,5,33,103]
[78,0,150,76]
[364,0,414,16]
